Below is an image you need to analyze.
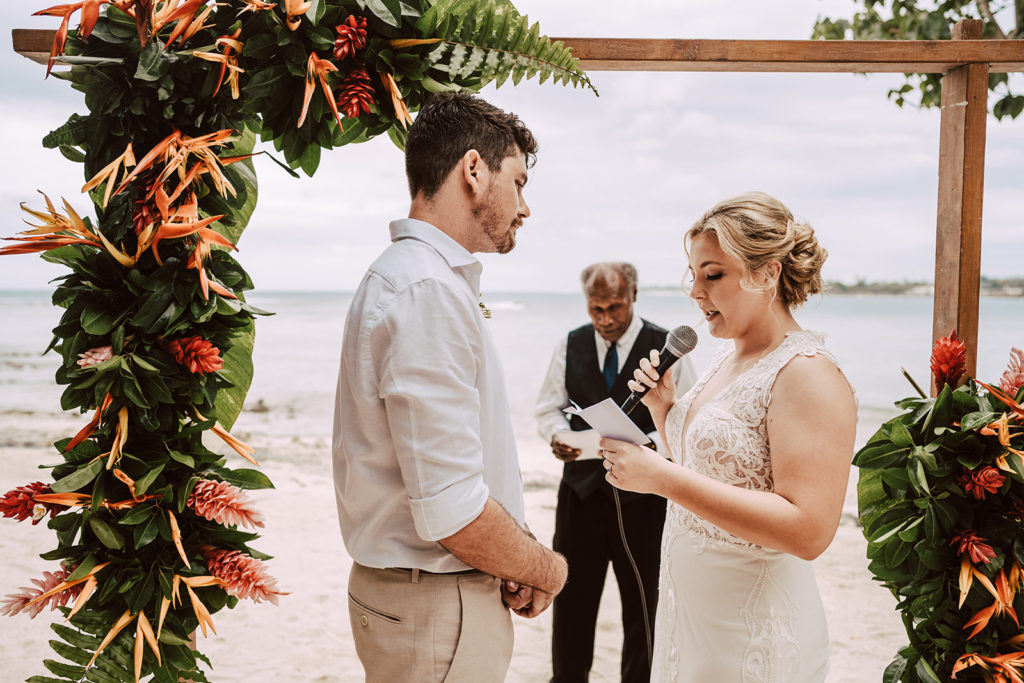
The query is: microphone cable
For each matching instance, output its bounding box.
[612,471,654,669]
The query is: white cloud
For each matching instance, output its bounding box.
[1,0,1020,292]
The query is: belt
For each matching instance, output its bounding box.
[393,567,481,576]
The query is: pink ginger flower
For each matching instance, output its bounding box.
[999,347,1024,398]
[187,479,265,529]
[76,345,113,367]
[0,568,82,618]
[0,482,65,525]
[202,546,286,605]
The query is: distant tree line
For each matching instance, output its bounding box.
[824,277,1024,296]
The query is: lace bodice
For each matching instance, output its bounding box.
[664,330,838,552]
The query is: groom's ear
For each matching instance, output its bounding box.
[460,149,486,196]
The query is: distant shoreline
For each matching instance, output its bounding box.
[640,278,1024,298]
[1,280,1022,298]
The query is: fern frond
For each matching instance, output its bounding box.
[419,0,598,94]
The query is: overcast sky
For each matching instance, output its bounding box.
[1,0,1021,292]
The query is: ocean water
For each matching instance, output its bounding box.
[1,289,1022,472]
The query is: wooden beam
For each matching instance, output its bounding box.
[13,28,1024,72]
[932,20,988,387]
[556,37,1024,73]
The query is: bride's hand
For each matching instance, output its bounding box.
[600,437,669,496]
[628,349,675,413]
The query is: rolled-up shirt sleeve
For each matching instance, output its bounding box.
[376,279,490,542]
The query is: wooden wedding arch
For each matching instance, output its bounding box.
[13,19,1024,384]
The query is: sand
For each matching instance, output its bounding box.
[0,404,907,682]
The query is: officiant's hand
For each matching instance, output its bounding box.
[628,348,676,414]
[551,434,582,462]
[600,436,671,495]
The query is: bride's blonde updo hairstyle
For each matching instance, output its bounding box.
[686,191,827,308]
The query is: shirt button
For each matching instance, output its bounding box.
[360,615,368,627]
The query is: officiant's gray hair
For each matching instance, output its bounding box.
[581,262,638,298]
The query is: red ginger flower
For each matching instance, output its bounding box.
[1000,347,1024,398]
[168,335,223,374]
[335,67,375,119]
[0,482,67,525]
[931,330,967,390]
[202,546,285,604]
[951,530,997,565]
[187,479,265,529]
[961,465,1006,500]
[1,568,82,618]
[333,15,368,60]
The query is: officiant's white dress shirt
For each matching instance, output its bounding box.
[332,218,525,573]
[535,313,698,445]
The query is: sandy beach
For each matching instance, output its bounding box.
[0,400,907,682]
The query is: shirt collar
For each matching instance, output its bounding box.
[390,218,483,291]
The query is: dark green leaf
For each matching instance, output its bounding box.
[135,39,174,81]
[88,515,125,549]
[51,459,103,494]
[365,0,402,27]
[213,467,275,490]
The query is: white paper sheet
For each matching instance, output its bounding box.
[553,429,603,460]
[562,398,653,446]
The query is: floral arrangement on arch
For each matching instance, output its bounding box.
[0,0,593,680]
[856,333,1024,683]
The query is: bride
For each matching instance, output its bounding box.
[598,192,857,682]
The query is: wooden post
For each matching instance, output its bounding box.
[932,19,988,389]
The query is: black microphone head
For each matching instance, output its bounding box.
[665,325,698,358]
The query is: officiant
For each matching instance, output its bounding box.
[535,261,696,682]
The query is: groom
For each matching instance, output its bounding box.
[332,93,568,682]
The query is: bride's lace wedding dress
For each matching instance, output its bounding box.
[651,330,840,683]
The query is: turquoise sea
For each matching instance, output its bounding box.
[1,289,1022,469]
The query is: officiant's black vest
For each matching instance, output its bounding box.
[563,319,667,500]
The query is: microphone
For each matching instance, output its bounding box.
[620,325,698,415]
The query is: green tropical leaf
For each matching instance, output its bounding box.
[365,0,402,27]
[214,318,255,430]
[51,459,103,494]
[88,515,125,550]
[212,467,275,490]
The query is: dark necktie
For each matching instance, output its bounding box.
[603,342,618,390]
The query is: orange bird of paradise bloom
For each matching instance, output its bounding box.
[151,0,216,49]
[157,574,224,640]
[379,71,413,129]
[63,391,113,452]
[298,52,344,130]
[24,561,111,622]
[963,567,1021,639]
[953,649,1024,682]
[1,194,135,267]
[237,0,276,14]
[192,28,244,99]
[194,411,258,465]
[283,0,311,30]
[33,0,110,77]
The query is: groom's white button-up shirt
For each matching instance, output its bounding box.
[332,218,525,573]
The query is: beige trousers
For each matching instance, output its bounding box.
[348,562,514,682]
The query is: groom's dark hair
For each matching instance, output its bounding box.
[404,92,537,199]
